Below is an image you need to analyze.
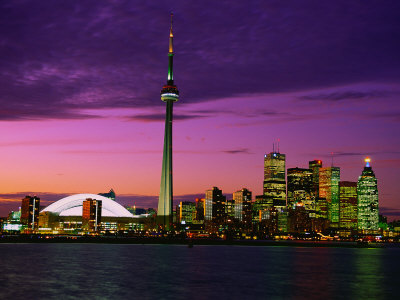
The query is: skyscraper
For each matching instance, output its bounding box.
[309,160,322,198]
[287,167,313,209]
[20,196,40,230]
[319,166,340,225]
[339,181,358,230]
[233,188,252,223]
[263,152,286,209]
[158,14,180,230]
[205,187,226,223]
[357,158,379,233]
[82,198,102,232]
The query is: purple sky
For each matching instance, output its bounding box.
[0,1,399,219]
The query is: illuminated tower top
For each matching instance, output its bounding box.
[161,13,179,102]
[365,157,371,168]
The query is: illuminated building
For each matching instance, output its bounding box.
[39,194,148,233]
[158,14,180,230]
[319,167,340,226]
[263,152,286,209]
[253,195,273,223]
[98,189,116,201]
[287,168,313,209]
[205,187,226,223]
[339,181,358,230]
[225,199,235,219]
[178,201,196,224]
[288,205,311,233]
[233,188,252,224]
[195,198,205,221]
[20,196,40,230]
[82,198,102,232]
[357,158,379,233]
[309,160,323,198]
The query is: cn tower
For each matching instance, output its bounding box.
[157,13,179,230]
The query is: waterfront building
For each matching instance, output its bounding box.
[225,199,235,219]
[178,201,196,224]
[357,158,379,233]
[253,195,273,223]
[20,196,40,230]
[309,160,323,198]
[319,167,340,226]
[82,198,102,232]
[233,188,252,224]
[339,181,358,230]
[287,168,313,209]
[205,187,226,223]
[195,198,205,221]
[39,194,148,234]
[158,14,180,230]
[263,152,286,209]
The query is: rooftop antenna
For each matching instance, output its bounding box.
[272,142,275,153]
[277,138,280,153]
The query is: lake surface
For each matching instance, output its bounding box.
[0,244,399,299]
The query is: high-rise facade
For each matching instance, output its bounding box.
[20,196,40,230]
[233,188,252,223]
[263,152,286,209]
[319,167,340,225]
[82,198,102,232]
[357,158,379,232]
[309,160,322,198]
[339,181,358,230]
[178,201,196,224]
[205,187,226,223]
[158,14,180,230]
[287,168,313,209]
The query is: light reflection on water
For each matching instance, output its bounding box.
[0,244,399,299]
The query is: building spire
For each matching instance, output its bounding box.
[167,12,174,84]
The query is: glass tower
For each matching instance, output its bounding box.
[319,167,340,225]
[357,158,379,232]
[263,152,286,209]
[339,181,358,230]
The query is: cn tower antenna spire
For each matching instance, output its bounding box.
[167,12,174,84]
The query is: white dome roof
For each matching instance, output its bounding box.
[42,193,134,218]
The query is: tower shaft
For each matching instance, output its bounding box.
[157,13,179,230]
[158,100,173,228]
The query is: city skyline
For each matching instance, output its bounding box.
[0,1,399,220]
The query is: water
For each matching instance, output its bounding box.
[0,244,399,299]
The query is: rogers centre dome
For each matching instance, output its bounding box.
[41,194,134,218]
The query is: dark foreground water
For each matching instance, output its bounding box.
[0,244,399,299]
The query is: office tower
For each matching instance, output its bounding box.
[309,160,323,198]
[319,167,340,225]
[99,189,116,201]
[205,187,226,223]
[82,198,102,232]
[195,198,205,221]
[339,181,358,230]
[287,168,313,209]
[158,14,180,230]
[20,196,40,230]
[263,152,286,209]
[253,195,273,223]
[179,201,196,224]
[225,199,235,219]
[233,188,252,224]
[357,158,379,232]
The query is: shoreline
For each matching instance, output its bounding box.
[1,235,397,248]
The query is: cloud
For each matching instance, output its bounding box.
[298,90,389,102]
[222,148,252,154]
[0,1,399,120]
